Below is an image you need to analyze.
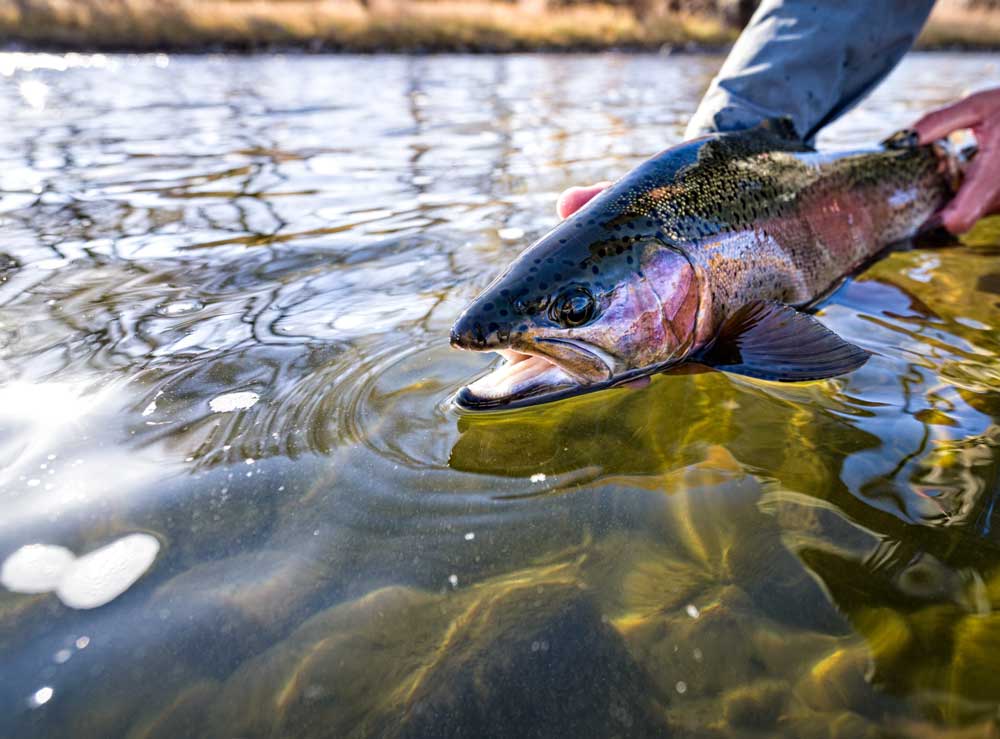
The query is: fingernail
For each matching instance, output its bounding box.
[942,212,970,234]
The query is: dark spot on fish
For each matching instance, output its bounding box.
[501,289,509,296]
[559,238,567,244]
[553,272,562,280]
[534,259,541,264]
[546,257,554,264]
[529,266,537,273]
[519,324,528,331]
[587,218,595,225]
[626,256,634,264]
[591,266,599,275]
[539,282,547,290]
[499,309,508,316]
[484,302,494,311]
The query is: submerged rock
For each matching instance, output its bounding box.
[949,612,1000,706]
[794,645,882,717]
[722,679,789,730]
[149,549,332,675]
[397,587,661,739]
[616,584,763,699]
[125,680,220,739]
[208,562,667,738]
[780,710,881,739]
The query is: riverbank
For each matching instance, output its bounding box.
[2,0,1000,53]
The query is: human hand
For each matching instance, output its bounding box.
[913,88,1000,234]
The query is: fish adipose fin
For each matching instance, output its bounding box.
[695,302,870,382]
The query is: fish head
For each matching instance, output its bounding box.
[450,225,701,410]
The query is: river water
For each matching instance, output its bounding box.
[2,51,1000,738]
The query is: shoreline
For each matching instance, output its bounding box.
[2,42,998,56]
[2,2,1000,55]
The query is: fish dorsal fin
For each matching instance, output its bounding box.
[754,116,801,142]
[696,302,870,382]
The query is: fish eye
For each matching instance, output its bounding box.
[550,287,596,328]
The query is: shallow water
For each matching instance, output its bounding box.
[2,50,1000,737]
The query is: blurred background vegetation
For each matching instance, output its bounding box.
[1,0,999,52]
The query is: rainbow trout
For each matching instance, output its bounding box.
[450,120,970,410]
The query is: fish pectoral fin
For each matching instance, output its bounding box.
[695,301,870,382]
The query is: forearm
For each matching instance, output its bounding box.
[685,0,935,142]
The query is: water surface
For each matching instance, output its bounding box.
[2,51,1000,737]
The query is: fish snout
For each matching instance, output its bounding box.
[450,310,513,351]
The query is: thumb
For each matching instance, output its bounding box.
[556,182,611,219]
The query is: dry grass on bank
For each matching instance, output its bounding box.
[2,0,1000,51]
[0,0,735,52]
[920,3,1000,50]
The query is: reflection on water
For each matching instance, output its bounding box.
[2,51,1000,737]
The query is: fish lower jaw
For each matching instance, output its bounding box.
[460,352,582,409]
[453,340,620,410]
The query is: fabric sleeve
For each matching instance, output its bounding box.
[684,0,937,142]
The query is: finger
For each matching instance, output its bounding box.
[940,129,1000,232]
[914,101,983,144]
[941,184,1000,234]
[556,182,610,219]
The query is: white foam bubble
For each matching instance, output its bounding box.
[208,391,259,413]
[1,544,75,594]
[55,534,160,610]
[28,686,53,708]
[156,299,203,317]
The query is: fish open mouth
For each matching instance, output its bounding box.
[454,340,620,411]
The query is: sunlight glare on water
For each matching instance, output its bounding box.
[1,51,1000,737]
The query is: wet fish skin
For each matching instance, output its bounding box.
[450,121,961,409]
